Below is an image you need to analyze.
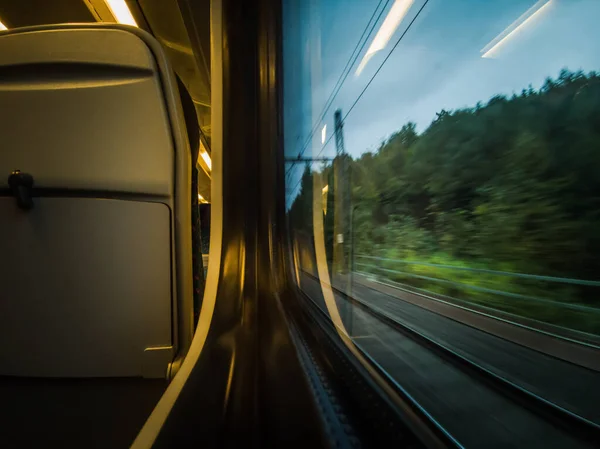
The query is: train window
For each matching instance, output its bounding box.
[284,0,600,447]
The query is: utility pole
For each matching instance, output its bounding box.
[333,109,351,278]
[334,109,346,156]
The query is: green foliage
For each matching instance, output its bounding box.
[289,69,600,334]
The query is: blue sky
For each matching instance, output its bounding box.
[283,0,600,201]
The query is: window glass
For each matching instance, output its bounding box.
[284,1,600,446]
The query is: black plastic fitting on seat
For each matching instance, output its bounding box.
[8,170,34,210]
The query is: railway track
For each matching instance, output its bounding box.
[299,269,600,448]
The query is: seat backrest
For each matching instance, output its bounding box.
[0,24,193,379]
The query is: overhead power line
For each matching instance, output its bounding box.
[285,0,389,181]
[288,0,430,199]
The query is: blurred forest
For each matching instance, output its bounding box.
[288,69,600,333]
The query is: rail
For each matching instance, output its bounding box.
[305,269,600,444]
[355,255,600,315]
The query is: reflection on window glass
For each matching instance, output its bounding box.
[284,0,600,447]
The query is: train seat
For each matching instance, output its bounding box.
[0,24,194,379]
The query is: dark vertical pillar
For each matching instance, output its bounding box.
[333,108,350,276]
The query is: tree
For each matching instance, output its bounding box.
[287,69,600,319]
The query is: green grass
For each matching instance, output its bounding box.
[358,251,600,335]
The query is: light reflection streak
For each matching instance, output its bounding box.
[199,145,212,171]
[322,184,329,215]
[313,172,350,337]
[356,0,415,76]
[104,0,138,27]
[481,0,552,59]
